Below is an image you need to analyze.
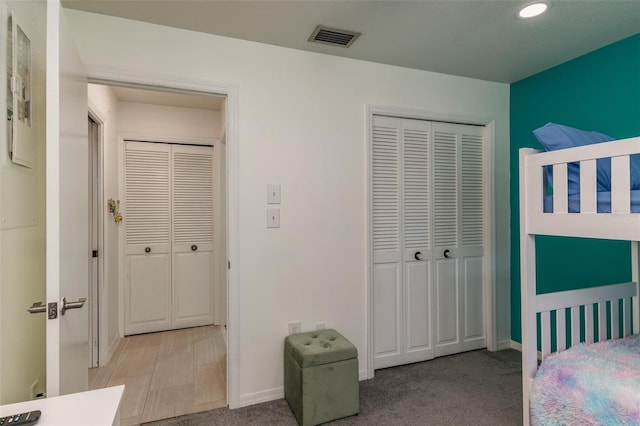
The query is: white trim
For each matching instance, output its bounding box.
[85,68,240,408]
[238,387,284,408]
[45,1,62,396]
[238,369,369,408]
[359,368,368,381]
[484,121,498,352]
[365,105,498,379]
[118,134,218,146]
[508,340,522,352]
[87,105,106,367]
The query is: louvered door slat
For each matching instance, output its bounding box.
[462,134,484,246]
[433,131,458,248]
[125,144,170,245]
[372,119,401,253]
[403,124,430,249]
[172,147,214,245]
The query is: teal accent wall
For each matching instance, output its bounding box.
[510,34,640,343]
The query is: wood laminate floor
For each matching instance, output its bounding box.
[89,325,227,426]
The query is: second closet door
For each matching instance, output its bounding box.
[172,145,215,329]
[372,116,433,369]
[371,116,486,370]
[125,141,214,335]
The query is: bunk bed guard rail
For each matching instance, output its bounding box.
[519,136,640,241]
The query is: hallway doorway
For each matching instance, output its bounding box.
[89,325,226,425]
[86,82,229,423]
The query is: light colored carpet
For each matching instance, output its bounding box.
[144,349,522,426]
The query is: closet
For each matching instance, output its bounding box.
[371,115,487,370]
[124,140,215,335]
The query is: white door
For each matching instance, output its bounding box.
[124,141,172,335]
[172,144,215,329]
[124,141,215,334]
[371,116,486,370]
[46,1,89,396]
[432,122,486,357]
[372,116,434,369]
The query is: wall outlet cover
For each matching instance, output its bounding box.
[288,321,302,335]
[267,184,281,204]
[267,208,280,228]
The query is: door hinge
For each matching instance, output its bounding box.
[92,250,98,258]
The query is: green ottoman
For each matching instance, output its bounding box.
[284,329,359,426]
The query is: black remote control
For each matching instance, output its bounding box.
[0,410,41,426]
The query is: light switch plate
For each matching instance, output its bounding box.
[267,208,280,228]
[267,184,281,204]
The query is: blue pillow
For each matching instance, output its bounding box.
[533,123,640,195]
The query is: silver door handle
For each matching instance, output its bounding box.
[27,302,46,314]
[61,297,86,315]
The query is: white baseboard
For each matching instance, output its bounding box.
[509,340,522,352]
[102,335,122,366]
[237,369,370,408]
[359,369,368,381]
[510,340,543,361]
[496,339,513,351]
[238,387,284,408]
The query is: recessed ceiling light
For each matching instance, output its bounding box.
[517,1,551,19]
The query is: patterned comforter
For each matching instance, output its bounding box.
[531,334,640,425]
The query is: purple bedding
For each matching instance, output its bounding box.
[530,334,640,425]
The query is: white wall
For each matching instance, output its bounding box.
[87,83,121,362]
[0,0,47,404]
[117,101,220,141]
[66,10,511,407]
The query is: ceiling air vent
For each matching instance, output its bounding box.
[308,25,361,48]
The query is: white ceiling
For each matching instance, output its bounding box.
[63,0,640,84]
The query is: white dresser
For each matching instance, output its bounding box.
[0,386,124,426]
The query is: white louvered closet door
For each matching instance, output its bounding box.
[432,122,486,357]
[125,141,172,335]
[172,144,215,329]
[372,116,434,369]
[124,141,215,335]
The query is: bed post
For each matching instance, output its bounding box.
[632,241,640,333]
[519,148,538,426]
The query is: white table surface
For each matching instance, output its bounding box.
[0,385,124,426]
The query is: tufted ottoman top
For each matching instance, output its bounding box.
[285,329,357,368]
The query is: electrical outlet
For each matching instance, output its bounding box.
[288,321,302,335]
[316,322,326,330]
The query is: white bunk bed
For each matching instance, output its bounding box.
[519,135,640,425]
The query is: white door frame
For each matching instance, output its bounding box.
[366,105,497,379]
[87,70,240,408]
[87,110,104,368]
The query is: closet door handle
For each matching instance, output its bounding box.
[191,245,198,251]
[414,251,424,261]
[145,247,151,253]
[443,249,451,258]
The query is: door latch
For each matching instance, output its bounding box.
[48,302,58,319]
